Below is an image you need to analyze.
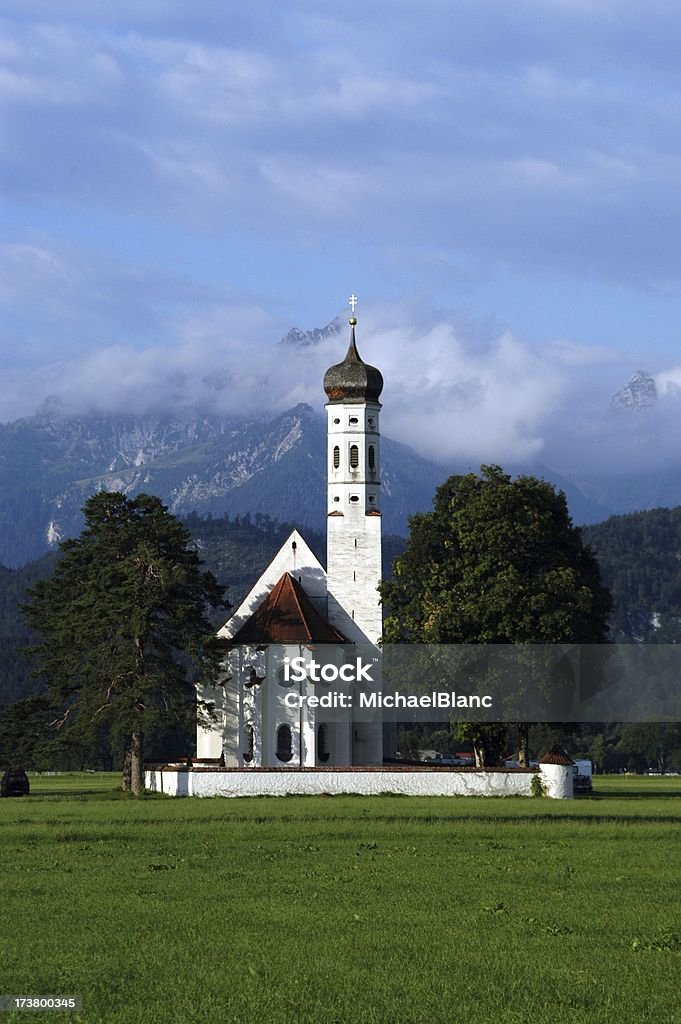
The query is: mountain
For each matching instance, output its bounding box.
[0,552,58,706]
[611,369,657,410]
[0,404,444,568]
[280,317,343,347]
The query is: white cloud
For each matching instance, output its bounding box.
[4,0,681,456]
[1,238,680,480]
[3,8,680,268]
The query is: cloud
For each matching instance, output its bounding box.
[0,247,670,478]
[3,6,681,284]
[1,232,679,485]
[3,1,681,477]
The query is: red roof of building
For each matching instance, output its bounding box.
[229,573,348,645]
[539,747,575,766]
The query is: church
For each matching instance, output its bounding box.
[196,305,387,767]
[151,303,576,797]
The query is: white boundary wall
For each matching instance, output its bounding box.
[144,766,572,798]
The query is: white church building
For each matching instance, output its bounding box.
[196,311,386,768]
[149,307,575,797]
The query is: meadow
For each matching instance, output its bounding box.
[0,774,679,1024]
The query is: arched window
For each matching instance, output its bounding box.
[244,666,264,688]
[277,665,294,687]
[276,724,293,762]
[243,725,254,763]
[318,724,330,763]
[368,445,375,470]
[333,445,340,469]
[349,444,359,469]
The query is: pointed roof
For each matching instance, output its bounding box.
[323,317,383,404]
[539,746,574,766]
[230,572,347,644]
[218,529,327,641]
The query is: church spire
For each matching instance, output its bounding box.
[323,299,383,404]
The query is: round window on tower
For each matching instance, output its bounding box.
[349,495,360,503]
[349,416,359,425]
[333,417,340,425]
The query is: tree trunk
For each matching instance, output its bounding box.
[121,746,132,791]
[130,730,144,796]
[518,724,529,767]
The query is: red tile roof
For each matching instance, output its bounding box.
[230,573,347,645]
[539,747,574,766]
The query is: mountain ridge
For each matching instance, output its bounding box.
[3,380,677,566]
[0,404,447,567]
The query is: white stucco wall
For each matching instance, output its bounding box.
[145,767,567,798]
[326,398,383,648]
[539,763,574,799]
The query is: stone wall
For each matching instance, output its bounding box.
[144,765,570,798]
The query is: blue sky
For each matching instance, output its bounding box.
[3,1,681,469]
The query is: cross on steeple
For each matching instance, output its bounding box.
[349,293,358,314]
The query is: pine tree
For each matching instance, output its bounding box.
[23,492,227,793]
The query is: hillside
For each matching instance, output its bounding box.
[583,507,681,642]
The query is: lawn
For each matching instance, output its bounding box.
[0,774,679,1024]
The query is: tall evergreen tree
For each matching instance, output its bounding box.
[23,492,227,793]
[381,466,611,765]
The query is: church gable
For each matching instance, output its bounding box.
[218,529,327,641]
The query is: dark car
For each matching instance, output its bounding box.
[0,768,30,797]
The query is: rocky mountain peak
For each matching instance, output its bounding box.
[611,370,657,411]
[280,318,343,348]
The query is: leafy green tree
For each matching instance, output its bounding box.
[617,723,681,774]
[381,466,611,766]
[23,492,227,793]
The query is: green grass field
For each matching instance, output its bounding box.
[1,774,680,1024]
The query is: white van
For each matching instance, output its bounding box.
[573,759,593,793]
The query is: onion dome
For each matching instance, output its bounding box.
[323,318,383,404]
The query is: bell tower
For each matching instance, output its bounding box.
[323,299,383,646]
